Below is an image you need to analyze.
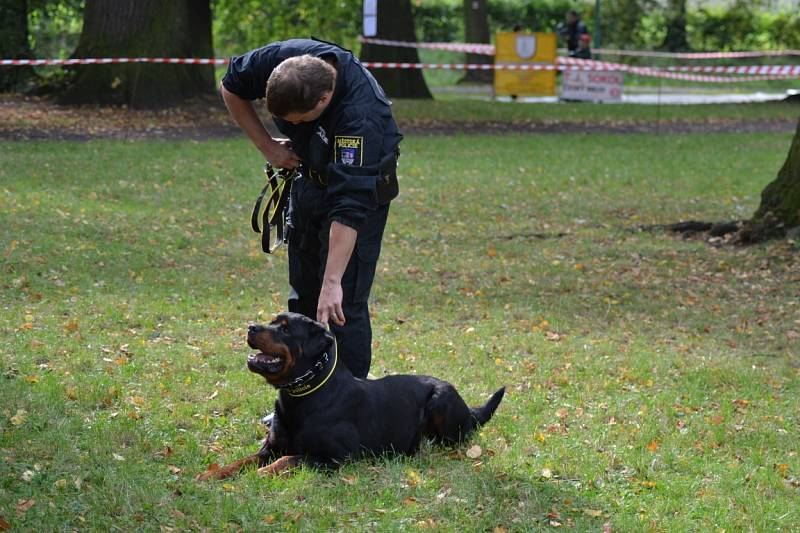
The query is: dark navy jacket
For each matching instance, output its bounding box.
[222,39,403,230]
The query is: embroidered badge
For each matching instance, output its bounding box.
[334,136,363,166]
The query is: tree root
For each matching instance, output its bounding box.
[637,213,791,245]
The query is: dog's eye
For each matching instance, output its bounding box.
[281,323,289,333]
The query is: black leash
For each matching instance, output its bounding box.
[251,163,299,254]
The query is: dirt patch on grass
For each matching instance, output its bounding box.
[0,94,795,141]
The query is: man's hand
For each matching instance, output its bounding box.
[220,85,301,169]
[317,279,345,326]
[266,139,301,169]
[317,221,358,327]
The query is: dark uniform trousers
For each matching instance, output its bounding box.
[287,175,389,379]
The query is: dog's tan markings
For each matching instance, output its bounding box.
[425,413,446,437]
[196,454,262,481]
[257,455,301,476]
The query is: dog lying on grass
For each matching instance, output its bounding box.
[197,312,505,480]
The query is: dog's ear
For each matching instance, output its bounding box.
[299,315,334,359]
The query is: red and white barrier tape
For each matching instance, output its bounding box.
[359,36,495,55]
[2,56,797,82]
[359,37,800,59]
[0,57,229,66]
[361,61,798,82]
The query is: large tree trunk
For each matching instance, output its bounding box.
[662,0,690,52]
[359,0,432,99]
[0,0,37,92]
[737,119,800,243]
[59,0,214,108]
[460,0,492,84]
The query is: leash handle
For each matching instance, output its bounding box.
[251,163,299,254]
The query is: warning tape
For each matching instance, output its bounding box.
[359,36,495,55]
[1,56,797,83]
[359,37,800,59]
[361,60,798,82]
[0,57,228,66]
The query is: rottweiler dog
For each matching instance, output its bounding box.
[197,312,505,480]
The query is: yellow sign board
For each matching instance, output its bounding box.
[494,32,557,96]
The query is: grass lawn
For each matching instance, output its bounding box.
[1,129,799,531]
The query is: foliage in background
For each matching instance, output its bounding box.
[19,0,800,66]
[409,0,798,54]
[27,0,83,60]
[211,0,361,59]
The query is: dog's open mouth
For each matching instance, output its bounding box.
[247,352,285,375]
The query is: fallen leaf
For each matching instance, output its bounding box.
[113,453,125,461]
[21,470,35,482]
[404,468,421,487]
[403,496,417,505]
[466,445,482,459]
[545,331,562,341]
[646,440,659,452]
[603,522,613,533]
[541,468,553,479]
[53,479,67,488]
[168,466,182,475]
[154,446,173,458]
[15,499,35,516]
[24,375,39,384]
[10,409,27,426]
[340,475,357,485]
[583,509,603,517]
[0,516,10,531]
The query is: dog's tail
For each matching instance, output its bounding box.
[469,386,506,428]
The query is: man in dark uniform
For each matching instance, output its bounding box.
[221,39,402,385]
[557,10,589,54]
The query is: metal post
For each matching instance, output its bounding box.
[593,0,601,50]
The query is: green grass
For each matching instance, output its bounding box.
[392,98,799,125]
[1,130,799,531]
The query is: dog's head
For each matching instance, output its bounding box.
[246,312,334,388]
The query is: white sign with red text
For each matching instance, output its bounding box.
[561,70,624,102]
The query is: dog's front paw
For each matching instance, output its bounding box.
[196,463,233,481]
[257,455,300,477]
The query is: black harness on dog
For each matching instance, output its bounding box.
[280,339,338,398]
[251,163,299,254]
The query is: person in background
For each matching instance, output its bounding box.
[557,10,589,54]
[570,33,592,59]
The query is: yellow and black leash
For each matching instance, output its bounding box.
[251,163,299,254]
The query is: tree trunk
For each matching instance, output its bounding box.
[460,0,492,84]
[662,0,690,52]
[59,0,214,108]
[0,0,37,92]
[737,119,800,243]
[359,0,432,99]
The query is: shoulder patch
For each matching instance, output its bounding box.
[334,136,363,166]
